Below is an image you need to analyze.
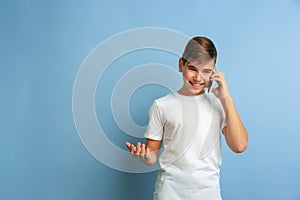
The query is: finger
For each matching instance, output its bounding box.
[125,141,132,150]
[140,143,146,157]
[210,76,224,86]
[212,71,223,76]
[134,146,137,155]
[210,73,221,80]
[217,79,225,87]
[130,144,135,154]
[209,75,217,81]
[135,142,141,155]
[145,147,150,159]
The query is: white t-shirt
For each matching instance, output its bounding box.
[144,92,226,200]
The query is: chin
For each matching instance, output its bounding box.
[189,89,205,95]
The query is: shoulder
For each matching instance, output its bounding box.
[151,93,179,116]
[154,93,177,105]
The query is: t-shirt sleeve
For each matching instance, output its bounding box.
[144,101,164,140]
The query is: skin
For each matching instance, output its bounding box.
[126,58,248,165]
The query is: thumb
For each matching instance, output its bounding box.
[211,88,221,98]
[211,88,217,94]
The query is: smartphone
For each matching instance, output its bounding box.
[208,67,217,93]
[207,80,213,93]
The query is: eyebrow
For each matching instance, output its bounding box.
[186,65,197,69]
[187,65,213,71]
[203,69,213,72]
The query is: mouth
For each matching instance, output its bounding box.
[189,81,205,89]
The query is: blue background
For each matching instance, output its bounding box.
[1,0,300,199]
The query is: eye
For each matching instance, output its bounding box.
[187,66,197,71]
[203,70,212,74]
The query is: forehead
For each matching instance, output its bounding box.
[185,59,215,70]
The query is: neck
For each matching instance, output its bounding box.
[177,88,205,96]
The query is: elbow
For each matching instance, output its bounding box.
[231,143,248,153]
[226,129,248,153]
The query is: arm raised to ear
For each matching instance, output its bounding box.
[222,97,248,153]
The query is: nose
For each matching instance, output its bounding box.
[194,71,204,81]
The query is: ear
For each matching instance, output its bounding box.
[178,58,183,72]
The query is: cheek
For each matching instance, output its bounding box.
[183,71,194,79]
[204,78,211,85]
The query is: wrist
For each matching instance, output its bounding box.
[221,94,234,108]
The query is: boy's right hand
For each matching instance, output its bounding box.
[125,141,150,161]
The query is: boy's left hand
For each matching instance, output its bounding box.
[210,71,230,101]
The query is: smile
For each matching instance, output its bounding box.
[189,81,204,88]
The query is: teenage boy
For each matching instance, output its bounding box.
[126,36,248,200]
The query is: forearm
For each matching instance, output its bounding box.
[221,96,248,153]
